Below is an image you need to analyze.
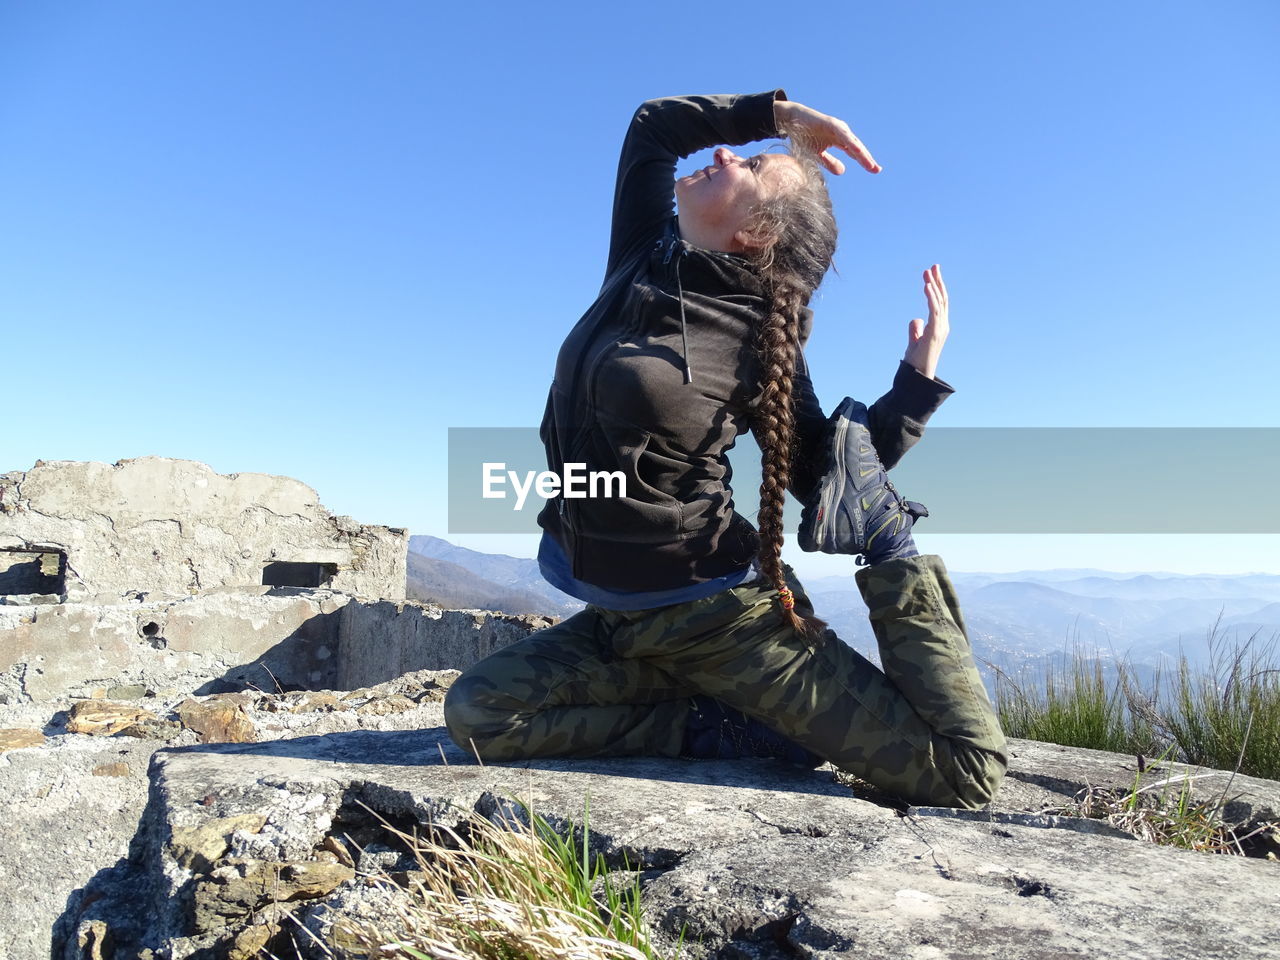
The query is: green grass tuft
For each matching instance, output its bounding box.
[991,623,1280,782]
[301,798,679,960]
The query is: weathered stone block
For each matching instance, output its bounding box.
[66,700,160,736]
[0,727,44,751]
[176,698,257,744]
[53,728,1280,960]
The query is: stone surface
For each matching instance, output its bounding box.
[353,693,417,716]
[997,738,1280,857]
[45,721,1280,960]
[91,761,132,777]
[0,733,161,960]
[192,859,356,933]
[176,697,257,744]
[0,727,44,751]
[170,813,270,872]
[0,457,407,602]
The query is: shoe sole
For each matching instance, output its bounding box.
[798,397,868,554]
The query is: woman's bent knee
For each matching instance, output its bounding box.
[443,670,513,757]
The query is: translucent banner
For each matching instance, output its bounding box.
[448,427,1280,534]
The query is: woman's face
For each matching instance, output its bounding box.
[676,147,801,253]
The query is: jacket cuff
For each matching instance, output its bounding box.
[890,359,955,423]
[734,89,788,144]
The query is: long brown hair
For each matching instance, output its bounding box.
[745,147,837,638]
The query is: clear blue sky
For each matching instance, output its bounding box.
[3,1,1277,575]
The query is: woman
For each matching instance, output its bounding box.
[444,91,1007,809]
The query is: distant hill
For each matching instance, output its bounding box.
[407,536,583,617]
[806,568,1280,681]
[405,552,562,615]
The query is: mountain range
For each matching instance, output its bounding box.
[406,535,583,617]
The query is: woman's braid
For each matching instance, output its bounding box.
[745,146,838,638]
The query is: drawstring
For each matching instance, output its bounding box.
[661,235,694,384]
[674,251,693,384]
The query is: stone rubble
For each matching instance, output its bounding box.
[0,669,463,960]
[0,726,45,751]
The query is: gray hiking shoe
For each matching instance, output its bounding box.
[797,397,928,565]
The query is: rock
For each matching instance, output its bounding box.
[91,762,131,777]
[0,727,45,751]
[55,725,1280,960]
[340,668,460,705]
[338,599,540,688]
[219,921,272,960]
[176,698,256,744]
[104,684,149,700]
[65,700,160,736]
[1,734,159,960]
[0,592,530,705]
[192,859,355,934]
[170,814,268,872]
[0,458,407,602]
[115,717,184,741]
[287,692,348,714]
[74,919,112,960]
[354,694,417,716]
[1000,738,1280,853]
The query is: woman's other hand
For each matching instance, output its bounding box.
[904,265,949,380]
[773,100,881,175]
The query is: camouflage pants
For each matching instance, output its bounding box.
[444,554,1008,808]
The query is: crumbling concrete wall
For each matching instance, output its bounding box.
[0,589,351,702]
[0,458,406,603]
[0,591,544,703]
[338,603,555,689]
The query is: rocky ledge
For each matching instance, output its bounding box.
[2,685,1272,960]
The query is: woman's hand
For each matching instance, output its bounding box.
[773,100,881,175]
[904,265,949,380]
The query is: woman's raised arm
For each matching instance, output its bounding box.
[605,92,783,277]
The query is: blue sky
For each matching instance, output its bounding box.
[3,1,1277,576]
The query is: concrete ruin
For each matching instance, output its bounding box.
[0,458,542,703]
[0,458,407,603]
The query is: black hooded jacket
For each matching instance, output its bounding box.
[537,91,953,592]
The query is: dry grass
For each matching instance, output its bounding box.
[296,800,675,960]
[1047,750,1280,858]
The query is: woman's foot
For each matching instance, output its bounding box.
[797,397,926,565]
[680,696,823,768]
